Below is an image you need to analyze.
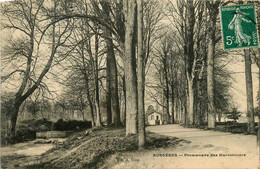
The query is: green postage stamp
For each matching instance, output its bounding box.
[220,4,259,50]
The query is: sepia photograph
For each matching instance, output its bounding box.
[0,0,260,168]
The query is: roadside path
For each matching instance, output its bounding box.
[1,139,65,168]
[147,124,257,156]
[113,124,259,169]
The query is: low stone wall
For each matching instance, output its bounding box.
[36,131,71,138]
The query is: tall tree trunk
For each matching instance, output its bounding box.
[163,59,170,123]
[166,80,170,124]
[187,76,194,126]
[207,30,216,129]
[171,85,175,124]
[94,25,102,127]
[95,101,102,126]
[207,2,219,129]
[244,49,254,133]
[110,49,121,126]
[198,100,202,126]
[184,99,188,125]
[122,75,126,125]
[194,93,199,126]
[106,32,112,126]
[87,86,95,126]
[185,0,195,126]
[175,98,179,123]
[124,0,138,134]
[162,90,166,124]
[161,69,166,124]
[10,104,20,136]
[81,44,96,126]
[137,0,145,149]
[80,95,85,121]
[175,86,179,123]
[197,77,203,126]
[105,28,121,126]
[106,56,112,126]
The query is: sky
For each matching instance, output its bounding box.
[226,53,259,112]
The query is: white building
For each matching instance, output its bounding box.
[147,112,162,125]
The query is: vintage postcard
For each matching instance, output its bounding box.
[1,0,259,168]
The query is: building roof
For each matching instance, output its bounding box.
[147,111,162,116]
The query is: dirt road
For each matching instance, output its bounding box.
[113,124,259,169]
[147,124,257,156]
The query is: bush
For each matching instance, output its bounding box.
[1,129,36,146]
[19,118,92,132]
[18,118,53,132]
[2,119,92,146]
[35,118,53,131]
[54,119,92,131]
[16,129,36,141]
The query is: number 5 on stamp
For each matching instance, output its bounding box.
[220,4,259,50]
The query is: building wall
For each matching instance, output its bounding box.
[147,112,162,125]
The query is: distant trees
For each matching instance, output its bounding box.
[1,0,74,136]
[149,32,181,124]
[94,0,122,127]
[1,92,15,136]
[146,0,234,128]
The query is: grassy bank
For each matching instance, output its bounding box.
[2,127,189,169]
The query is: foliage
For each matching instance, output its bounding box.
[254,106,260,117]
[1,128,36,146]
[224,108,242,122]
[1,92,15,118]
[54,119,92,131]
[18,118,92,132]
[1,92,15,137]
[215,122,257,135]
[25,100,41,116]
[1,118,92,146]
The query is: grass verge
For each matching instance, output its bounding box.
[183,122,258,135]
[16,127,188,169]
